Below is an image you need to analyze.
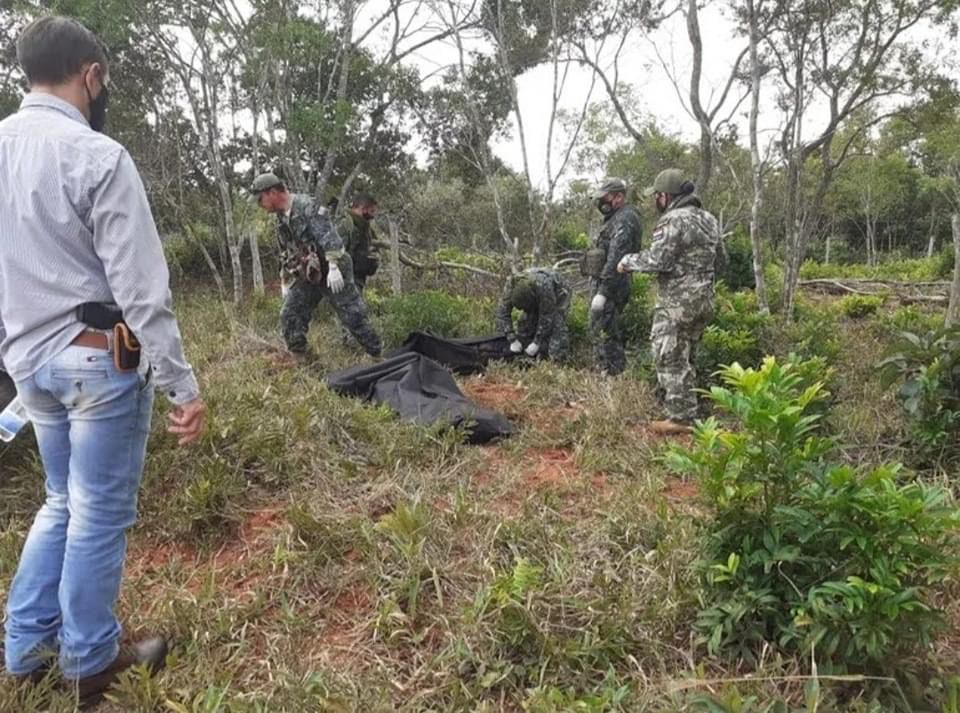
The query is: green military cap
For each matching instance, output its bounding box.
[249,172,284,202]
[510,275,538,310]
[592,177,628,199]
[644,168,688,197]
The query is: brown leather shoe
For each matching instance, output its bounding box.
[647,419,693,435]
[70,637,168,707]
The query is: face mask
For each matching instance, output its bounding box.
[596,198,614,216]
[85,71,109,133]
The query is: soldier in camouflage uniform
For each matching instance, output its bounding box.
[337,192,381,293]
[250,173,382,361]
[495,268,572,363]
[618,168,721,434]
[586,178,642,375]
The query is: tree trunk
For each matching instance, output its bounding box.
[248,226,264,295]
[315,0,355,201]
[927,233,937,258]
[746,0,767,313]
[947,213,960,328]
[388,215,402,295]
[687,0,712,198]
[824,234,831,265]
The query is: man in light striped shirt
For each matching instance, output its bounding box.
[0,16,206,701]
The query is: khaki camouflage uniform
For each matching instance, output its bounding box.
[619,194,720,421]
[277,194,381,356]
[494,268,572,363]
[590,205,642,375]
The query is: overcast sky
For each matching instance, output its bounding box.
[358,1,958,192]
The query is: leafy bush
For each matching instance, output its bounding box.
[434,246,503,273]
[879,328,960,461]
[838,294,885,319]
[621,274,655,345]
[872,305,943,339]
[799,257,942,282]
[781,299,842,365]
[718,230,756,292]
[370,289,493,347]
[697,288,774,381]
[667,358,957,669]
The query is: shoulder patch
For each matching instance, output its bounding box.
[652,228,666,242]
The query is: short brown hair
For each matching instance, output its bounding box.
[16,16,108,86]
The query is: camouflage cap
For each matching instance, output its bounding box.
[644,168,688,197]
[592,177,628,200]
[510,275,538,310]
[249,172,284,202]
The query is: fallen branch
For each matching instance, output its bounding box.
[799,279,883,296]
[398,252,501,279]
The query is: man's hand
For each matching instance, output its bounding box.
[327,263,345,294]
[617,256,633,274]
[524,342,540,357]
[167,397,207,446]
[590,294,607,313]
[509,339,523,354]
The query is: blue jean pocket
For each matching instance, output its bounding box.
[51,368,110,381]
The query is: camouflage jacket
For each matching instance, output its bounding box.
[594,205,642,298]
[495,268,570,344]
[618,194,720,313]
[277,194,346,281]
[338,212,378,278]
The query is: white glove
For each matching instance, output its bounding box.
[524,342,540,357]
[509,340,523,354]
[280,278,290,299]
[327,262,345,294]
[591,294,607,313]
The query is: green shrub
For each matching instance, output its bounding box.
[879,328,960,462]
[782,299,842,365]
[718,229,756,292]
[370,289,493,347]
[837,294,885,319]
[697,288,774,381]
[434,246,503,273]
[622,274,655,345]
[799,257,942,282]
[873,305,943,339]
[667,358,957,669]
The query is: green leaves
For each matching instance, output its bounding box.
[878,327,960,461]
[670,356,958,669]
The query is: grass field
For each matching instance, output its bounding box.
[1,286,958,712]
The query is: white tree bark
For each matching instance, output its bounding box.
[947,213,960,328]
[746,0,768,313]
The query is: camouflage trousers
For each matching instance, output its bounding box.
[516,290,572,364]
[282,273,382,357]
[589,287,629,375]
[650,306,713,422]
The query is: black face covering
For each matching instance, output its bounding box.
[85,71,109,133]
[596,198,614,216]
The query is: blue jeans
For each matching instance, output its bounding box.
[4,344,153,679]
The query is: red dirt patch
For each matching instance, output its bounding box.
[461,377,527,417]
[526,402,586,436]
[663,478,700,501]
[523,447,578,489]
[473,446,509,486]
